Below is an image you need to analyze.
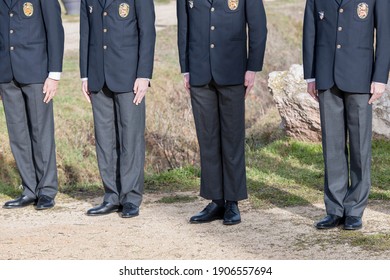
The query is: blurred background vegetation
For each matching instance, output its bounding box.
[0,0,389,209]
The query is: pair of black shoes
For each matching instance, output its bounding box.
[86,201,139,218]
[315,214,362,230]
[3,195,55,210]
[190,201,241,225]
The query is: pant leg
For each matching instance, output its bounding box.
[0,81,37,198]
[318,86,349,217]
[215,83,247,201]
[190,83,223,200]
[21,83,58,198]
[343,92,372,217]
[91,88,120,205]
[115,92,145,207]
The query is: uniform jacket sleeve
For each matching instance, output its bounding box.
[176,0,189,73]
[41,0,64,73]
[246,0,267,72]
[135,0,156,79]
[372,0,390,84]
[302,0,316,80]
[79,0,89,79]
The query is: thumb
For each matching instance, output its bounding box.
[370,83,375,94]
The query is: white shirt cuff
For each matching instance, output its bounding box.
[138,78,151,82]
[306,78,316,83]
[48,72,61,81]
[81,78,88,81]
[183,72,189,76]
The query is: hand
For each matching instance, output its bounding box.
[43,78,59,103]
[369,82,386,104]
[244,71,256,98]
[307,81,318,102]
[133,78,149,105]
[81,80,91,103]
[183,73,190,94]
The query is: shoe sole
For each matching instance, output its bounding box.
[121,213,139,218]
[343,225,362,230]
[35,206,55,210]
[315,225,340,229]
[189,217,223,224]
[3,203,35,209]
[86,209,120,216]
[223,220,241,226]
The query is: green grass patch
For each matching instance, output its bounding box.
[156,195,198,204]
[339,232,390,251]
[145,166,200,192]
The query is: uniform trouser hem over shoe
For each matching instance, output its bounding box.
[91,87,145,207]
[0,80,58,199]
[190,80,248,202]
[319,86,372,218]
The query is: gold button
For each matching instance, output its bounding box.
[10,13,13,17]
[10,46,14,51]
[103,28,107,33]
[103,45,107,50]
[337,44,341,49]
[339,8,344,13]
[103,12,108,16]
[211,26,215,31]
[210,44,215,49]
[338,27,342,31]
[211,7,215,12]
[10,30,14,34]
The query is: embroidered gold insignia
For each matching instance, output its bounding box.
[119,3,130,18]
[228,0,239,11]
[357,3,369,19]
[23,2,34,17]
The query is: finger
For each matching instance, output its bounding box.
[370,84,375,94]
[43,90,50,103]
[83,90,91,103]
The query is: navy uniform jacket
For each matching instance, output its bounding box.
[80,0,156,93]
[0,0,64,84]
[303,0,390,93]
[177,0,267,86]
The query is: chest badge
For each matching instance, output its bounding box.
[188,0,194,9]
[357,3,369,19]
[23,2,34,17]
[228,0,239,11]
[119,3,130,18]
[318,11,325,20]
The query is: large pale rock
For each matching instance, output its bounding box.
[268,64,390,141]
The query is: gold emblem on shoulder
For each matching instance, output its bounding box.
[119,3,130,18]
[357,3,369,19]
[228,0,239,11]
[23,2,34,17]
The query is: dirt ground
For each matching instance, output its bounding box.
[1,192,390,260]
[2,1,390,260]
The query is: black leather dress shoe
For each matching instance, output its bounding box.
[223,201,241,225]
[315,214,343,229]
[189,202,225,223]
[35,195,55,210]
[121,202,139,218]
[344,216,362,230]
[86,202,120,216]
[3,195,36,209]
